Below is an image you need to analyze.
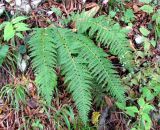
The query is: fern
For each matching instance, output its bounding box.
[77,34,125,102]
[72,12,133,70]
[29,28,57,105]
[52,28,92,123]
[28,12,133,124]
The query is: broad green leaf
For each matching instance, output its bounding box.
[4,22,15,41]
[123,9,135,23]
[139,0,152,3]
[14,22,30,31]
[140,5,154,14]
[153,86,160,94]
[136,51,145,58]
[144,41,150,52]
[116,102,126,110]
[0,45,9,66]
[141,87,154,101]
[143,104,154,113]
[150,40,156,47]
[32,120,44,129]
[16,33,24,39]
[109,11,116,18]
[139,27,150,36]
[152,11,160,24]
[138,98,145,107]
[0,22,7,30]
[141,113,152,130]
[125,106,139,117]
[11,16,28,24]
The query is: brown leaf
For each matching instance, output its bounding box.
[104,96,113,107]
[133,4,140,13]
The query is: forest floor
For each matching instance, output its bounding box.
[0,0,160,130]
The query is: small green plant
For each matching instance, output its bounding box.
[0,16,30,74]
[0,84,27,110]
[0,16,30,41]
[121,9,135,24]
[121,57,160,130]
[139,26,156,52]
[32,119,44,130]
[53,105,75,130]
[116,97,154,130]
[140,5,154,14]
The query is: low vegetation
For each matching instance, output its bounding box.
[0,0,159,129]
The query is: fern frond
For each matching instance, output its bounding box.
[73,13,133,70]
[28,27,126,123]
[29,28,57,105]
[77,34,126,103]
[52,28,92,124]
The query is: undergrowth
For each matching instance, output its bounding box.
[0,0,159,129]
[28,11,133,124]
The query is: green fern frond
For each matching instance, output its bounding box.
[73,13,133,70]
[29,28,57,105]
[52,28,92,123]
[77,35,125,103]
[28,20,131,123]
[28,27,127,123]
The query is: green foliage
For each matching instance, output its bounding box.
[0,16,30,41]
[0,45,9,66]
[116,97,154,130]
[121,9,135,24]
[139,27,150,37]
[19,104,74,130]
[28,11,133,124]
[139,0,152,4]
[77,35,125,102]
[152,10,160,25]
[29,28,57,105]
[121,56,160,130]
[140,5,154,14]
[53,105,75,130]
[72,12,133,70]
[51,7,62,17]
[152,10,160,40]
[32,120,44,130]
[0,1,159,129]
[0,84,27,110]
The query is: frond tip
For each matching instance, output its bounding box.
[73,13,133,70]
